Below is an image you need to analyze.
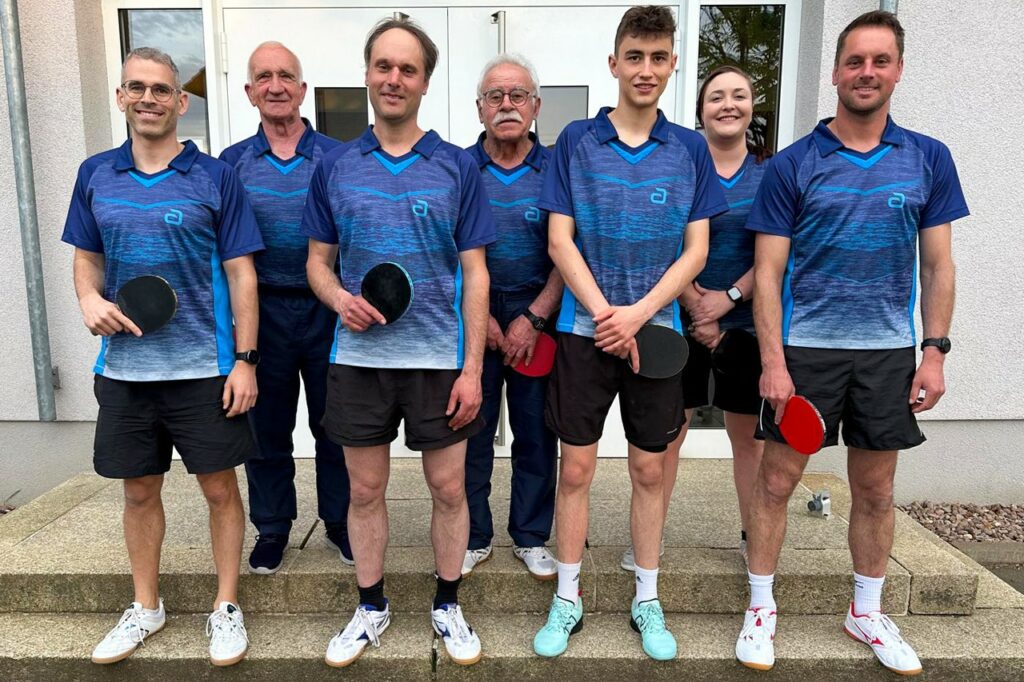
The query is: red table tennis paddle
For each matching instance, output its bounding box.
[779,395,826,455]
[513,331,556,377]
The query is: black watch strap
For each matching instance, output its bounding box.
[920,337,951,354]
[235,349,260,365]
[523,310,546,331]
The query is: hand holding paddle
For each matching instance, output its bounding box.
[513,332,556,377]
[80,291,142,337]
[336,290,386,332]
[759,360,796,423]
[501,315,538,367]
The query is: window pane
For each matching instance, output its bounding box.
[699,5,785,153]
[314,88,368,142]
[536,86,588,147]
[120,9,209,153]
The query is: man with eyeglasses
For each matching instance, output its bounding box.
[219,41,351,577]
[460,54,562,581]
[62,47,263,666]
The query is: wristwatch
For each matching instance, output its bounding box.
[726,286,743,304]
[920,337,951,354]
[235,349,261,365]
[523,309,547,331]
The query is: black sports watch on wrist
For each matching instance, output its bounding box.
[235,349,261,366]
[523,309,546,331]
[920,337,951,354]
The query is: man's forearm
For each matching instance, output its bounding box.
[529,269,565,319]
[549,236,608,316]
[920,259,955,339]
[73,249,106,302]
[461,261,489,375]
[639,232,708,317]
[226,257,259,350]
[753,263,785,367]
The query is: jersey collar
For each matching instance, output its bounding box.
[358,125,441,159]
[468,131,544,170]
[812,115,905,157]
[253,117,317,159]
[593,106,670,145]
[112,138,200,173]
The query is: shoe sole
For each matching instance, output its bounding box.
[325,646,366,668]
[843,627,922,676]
[461,550,492,577]
[210,647,248,667]
[91,621,166,664]
[248,562,282,575]
[324,537,356,566]
[535,616,584,657]
[445,649,483,666]
[737,659,774,672]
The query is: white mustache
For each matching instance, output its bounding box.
[492,110,524,125]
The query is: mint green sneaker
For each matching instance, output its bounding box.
[630,598,676,661]
[533,595,583,657]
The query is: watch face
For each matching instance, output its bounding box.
[728,287,742,302]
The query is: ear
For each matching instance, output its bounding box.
[608,53,618,78]
[476,98,484,125]
[115,87,127,113]
[244,82,256,107]
[670,53,678,71]
[297,81,308,106]
[177,91,190,116]
[831,64,840,87]
[895,57,904,83]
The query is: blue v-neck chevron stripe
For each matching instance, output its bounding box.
[747,117,969,349]
[220,121,342,288]
[466,133,552,293]
[62,139,264,381]
[694,154,767,332]
[301,127,496,370]
[540,108,728,338]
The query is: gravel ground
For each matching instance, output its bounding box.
[899,501,1024,542]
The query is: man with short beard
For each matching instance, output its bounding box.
[461,54,562,581]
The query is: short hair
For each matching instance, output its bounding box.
[247,41,304,84]
[834,10,905,67]
[121,47,180,89]
[363,18,439,81]
[614,6,676,56]
[476,52,541,98]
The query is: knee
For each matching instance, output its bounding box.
[123,478,162,509]
[558,460,594,493]
[852,484,894,515]
[350,478,386,508]
[629,456,664,490]
[760,466,801,504]
[427,474,466,509]
[199,478,238,508]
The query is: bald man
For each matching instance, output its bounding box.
[220,42,351,574]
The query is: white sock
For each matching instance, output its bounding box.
[635,564,659,603]
[853,572,884,615]
[556,561,582,603]
[748,571,776,611]
[141,605,162,617]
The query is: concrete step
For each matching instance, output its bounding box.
[1,609,1022,681]
[0,462,978,616]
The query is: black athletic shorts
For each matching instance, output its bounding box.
[323,365,485,451]
[93,375,253,479]
[681,334,761,414]
[544,332,685,453]
[756,346,926,452]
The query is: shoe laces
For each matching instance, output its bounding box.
[740,608,775,642]
[341,607,383,648]
[206,608,249,644]
[547,598,577,632]
[468,547,490,559]
[519,546,550,559]
[441,605,473,644]
[635,601,667,633]
[862,612,905,647]
[112,605,147,646]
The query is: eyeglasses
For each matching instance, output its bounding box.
[120,81,179,103]
[480,88,534,107]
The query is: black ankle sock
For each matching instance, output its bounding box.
[433,575,462,610]
[741,529,748,541]
[358,577,386,611]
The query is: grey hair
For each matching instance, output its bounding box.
[476,52,540,98]
[247,41,304,84]
[121,47,181,89]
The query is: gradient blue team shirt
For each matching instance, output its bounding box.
[219,119,341,288]
[62,139,264,381]
[301,127,496,370]
[466,132,552,293]
[540,107,728,337]
[746,117,969,350]
[695,153,767,332]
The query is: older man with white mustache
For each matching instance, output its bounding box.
[462,54,564,580]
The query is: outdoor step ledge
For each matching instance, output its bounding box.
[4,609,1020,682]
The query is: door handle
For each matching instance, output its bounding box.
[490,11,506,54]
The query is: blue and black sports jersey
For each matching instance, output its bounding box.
[540,107,728,338]
[62,139,264,382]
[695,153,767,332]
[466,132,552,294]
[219,119,341,289]
[301,127,496,370]
[747,117,969,350]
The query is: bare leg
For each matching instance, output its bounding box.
[847,447,898,577]
[196,468,245,608]
[628,445,665,569]
[345,445,391,587]
[123,475,165,610]
[725,412,764,534]
[746,440,809,576]
[422,441,470,581]
[659,409,693,521]
[555,442,598,564]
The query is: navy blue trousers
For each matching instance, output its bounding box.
[464,290,557,549]
[245,291,349,536]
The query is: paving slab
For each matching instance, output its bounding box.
[892,512,978,614]
[0,474,111,549]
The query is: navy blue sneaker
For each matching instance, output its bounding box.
[248,533,287,575]
[325,523,355,566]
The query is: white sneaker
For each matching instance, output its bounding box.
[431,603,482,665]
[91,600,166,664]
[735,606,776,671]
[206,601,249,666]
[461,545,492,577]
[619,541,665,571]
[325,602,391,667]
[513,545,557,580]
[844,604,922,675]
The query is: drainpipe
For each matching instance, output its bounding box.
[880,0,898,13]
[1,0,57,421]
